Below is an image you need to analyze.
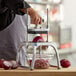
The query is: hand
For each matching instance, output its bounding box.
[20,7,42,24]
[27,8,42,24]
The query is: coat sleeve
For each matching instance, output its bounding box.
[6,0,31,15]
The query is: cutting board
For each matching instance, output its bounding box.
[0,67,76,76]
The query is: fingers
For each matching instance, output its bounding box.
[39,17,43,24]
[27,8,43,24]
[28,8,43,24]
[31,16,42,24]
[35,16,41,24]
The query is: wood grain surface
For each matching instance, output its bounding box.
[0,67,76,76]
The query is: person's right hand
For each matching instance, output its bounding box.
[27,8,42,25]
[20,7,43,24]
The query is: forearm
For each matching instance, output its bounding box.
[20,7,36,16]
[20,4,42,24]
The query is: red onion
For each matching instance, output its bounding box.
[3,61,12,70]
[10,60,18,69]
[0,59,4,68]
[60,59,71,68]
[29,59,50,69]
[0,59,18,70]
[33,36,44,42]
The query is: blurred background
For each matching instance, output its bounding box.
[25,0,76,67]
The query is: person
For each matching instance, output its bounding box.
[0,0,42,62]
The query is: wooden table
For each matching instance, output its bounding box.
[0,67,76,76]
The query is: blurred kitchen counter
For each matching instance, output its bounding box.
[0,67,76,76]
